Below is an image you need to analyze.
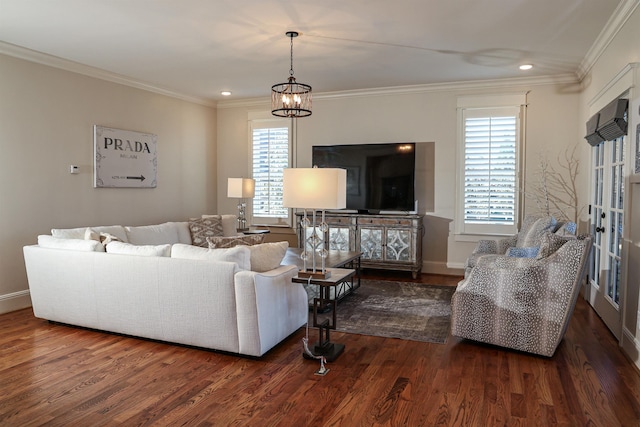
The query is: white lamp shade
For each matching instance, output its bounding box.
[227,178,255,198]
[283,168,347,209]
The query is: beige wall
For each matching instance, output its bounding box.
[0,54,217,313]
[217,82,582,274]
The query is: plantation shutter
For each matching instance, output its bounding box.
[463,110,518,226]
[251,126,289,220]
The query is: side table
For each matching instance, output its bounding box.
[292,267,355,362]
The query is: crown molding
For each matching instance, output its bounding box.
[1,37,580,111]
[578,0,640,80]
[0,41,217,108]
[217,73,578,109]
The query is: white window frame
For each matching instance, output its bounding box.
[248,113,293,227]
[455,94,526,237]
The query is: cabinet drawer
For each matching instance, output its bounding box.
[358,217,414,227]
[326,216,352,226]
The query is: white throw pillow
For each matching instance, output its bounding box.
[84,228,121,246]
[106,241,171,257]
[171,243,250,270]
[125,222,180,245]
[38,235,105,252]
[248,241,289,272]
[51,225,128,243]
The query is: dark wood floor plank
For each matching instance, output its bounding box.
[1,271,640,426]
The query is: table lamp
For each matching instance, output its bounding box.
[283,167,346,279]
[227,178,255,232]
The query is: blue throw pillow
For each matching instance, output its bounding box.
[555,221,577,236]
[506,246,539,258]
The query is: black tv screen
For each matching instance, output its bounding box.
[312,143,416,213]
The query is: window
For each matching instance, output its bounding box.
[456,95,524,236]
[250,118,291,226]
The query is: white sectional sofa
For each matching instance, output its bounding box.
[23,216,308,357]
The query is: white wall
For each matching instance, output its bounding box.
[217,81,582,275]
[0,54,217,313]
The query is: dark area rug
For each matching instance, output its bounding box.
[313,279,455,344]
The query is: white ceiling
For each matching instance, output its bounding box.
[0,0,625,104]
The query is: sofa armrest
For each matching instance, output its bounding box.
[234,265,307,356]
[472,239,497,255]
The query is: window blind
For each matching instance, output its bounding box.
[463,115,517,225]
[252,126,289,219]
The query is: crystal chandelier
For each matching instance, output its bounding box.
[271,31,312,118]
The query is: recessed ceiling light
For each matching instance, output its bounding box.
[519,64,533,71]
[221,91,232,96]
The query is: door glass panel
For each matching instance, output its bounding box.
[618,164,624,208]
[611,163,617,209]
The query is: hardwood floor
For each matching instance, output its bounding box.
[1,271,640,426]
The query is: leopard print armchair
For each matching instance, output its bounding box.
[451,234,592,357]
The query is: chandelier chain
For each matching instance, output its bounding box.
[289,34,294,77]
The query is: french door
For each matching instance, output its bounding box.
[588,136,626,339]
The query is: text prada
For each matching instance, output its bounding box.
[103,137,151,153]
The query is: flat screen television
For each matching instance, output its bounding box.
[312,142,416,213]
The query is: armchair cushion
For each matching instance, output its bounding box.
[536,232,575,259]
[515,216,557,247]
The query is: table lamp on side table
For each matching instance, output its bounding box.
[227,178,255,232]
[283,167,347,279]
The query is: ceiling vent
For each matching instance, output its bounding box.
[584,113,604,146]
[597,98,628,141]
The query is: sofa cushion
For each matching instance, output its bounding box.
[51,225,128,243]
[106,241,171,257]
[189,217,224,247]
[173,222,192,244]
[202,214,238,237]
[125,222,181,245]
[38,235,105,252]
[207,234,265,249]
[171,243,250,270]
[248,241,289,272]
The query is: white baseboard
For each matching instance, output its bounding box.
[621,327,640,371]
[422,260,464,276]
[0,290,32,314]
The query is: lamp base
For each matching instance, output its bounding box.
[297,269,331,280]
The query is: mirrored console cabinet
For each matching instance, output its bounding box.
[295,212,424,278]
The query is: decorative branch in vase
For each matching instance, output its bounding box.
[525,143,583,224]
